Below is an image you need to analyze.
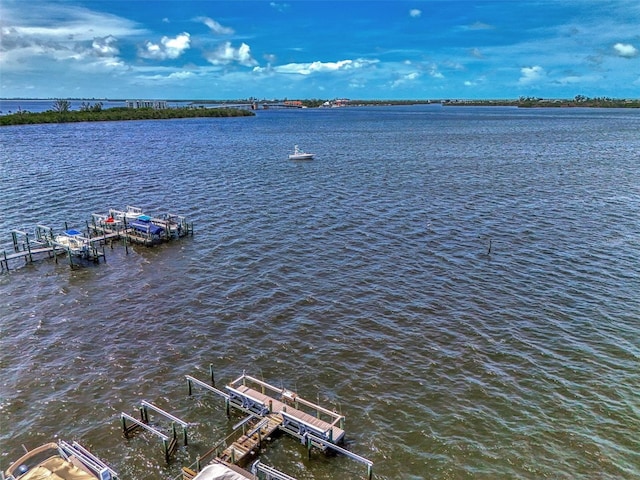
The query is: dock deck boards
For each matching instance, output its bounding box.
[234,385,345,443]
[218,413,282,466]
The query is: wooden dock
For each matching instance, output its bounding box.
[1,206,193,272]
[227,383,345,445]
[181,370,373,480]
[218,414,283,466]
[90,206,193,247]
[117,369,372,480]
[1,227,106,272]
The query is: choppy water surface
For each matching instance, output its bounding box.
[1,105,639,480]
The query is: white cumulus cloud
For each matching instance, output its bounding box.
[268,58,378,75]
[391,71,420,88]
[519,65,545,84]
[409,9,422,18]
[613,42,638,58]
[270,2,290,13]
[195,16,234,35]
[140,32,190,60]
[168,71,194,80]
[470,48,483,59]
[205,42,257,67]
[92,35,119,57]
[427,63,444,78]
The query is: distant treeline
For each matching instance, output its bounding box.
[1,105,255,126]
[341,100,438,107]
[313,97,640,108]
[443,96,640,108]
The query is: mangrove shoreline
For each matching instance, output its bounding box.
[0,106,255,126]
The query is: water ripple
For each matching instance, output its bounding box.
[1,107,639,479]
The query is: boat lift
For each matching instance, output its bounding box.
[120,401,189,463]
[118,367,373,479]
[183,368,373,480]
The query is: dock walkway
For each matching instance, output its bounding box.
[217,414,283,466]
[1,227,106,272]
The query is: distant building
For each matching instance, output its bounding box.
[126,100,168,109]
[321,98,350,108]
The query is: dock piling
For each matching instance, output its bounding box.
[25,233,33,263]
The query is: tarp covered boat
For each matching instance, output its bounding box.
[128,215,164,236]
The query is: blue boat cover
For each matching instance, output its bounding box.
[65,229,83,236]
[129,218,164,235]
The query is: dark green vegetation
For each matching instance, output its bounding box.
[170,96,640,108]
[444,96,640,108]
[517,96,640,108]
[1,104,254,126]
[2,95,638,127]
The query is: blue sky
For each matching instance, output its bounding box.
[1,0,638,100]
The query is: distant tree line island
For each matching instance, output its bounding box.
[195,96,639,108]
[318,96,638,108]
[0,99,254,126]
[2,95,638,125]
[441,96,640,108]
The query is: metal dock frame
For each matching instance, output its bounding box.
[251,460,298,480]
[59,440,120,480]
[120,401,189,463]
[185,369,374,479]
[1,227,62,272]
[226,373,346,445]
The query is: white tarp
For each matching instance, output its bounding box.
[192,464,253,480]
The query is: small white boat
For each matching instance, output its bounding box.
[108,206,144,222]
[54,229,91,256]
[288,145,314,160]
[4,440,118,480]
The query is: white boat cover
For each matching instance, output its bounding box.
[192,464,252,480]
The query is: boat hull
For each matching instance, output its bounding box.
[288,153,315,160]
[289,145,314,160]
[5,441,118,480]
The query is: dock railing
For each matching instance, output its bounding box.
[251,460,298,480]
[229,373,345,431]
[302,433,374,480]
